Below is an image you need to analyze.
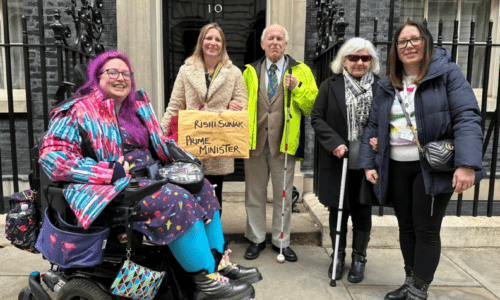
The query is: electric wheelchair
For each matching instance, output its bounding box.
[17,84,193,300]
[18,139,194,300]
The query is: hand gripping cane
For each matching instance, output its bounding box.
[277,67,293,264]
[330,149,349,286]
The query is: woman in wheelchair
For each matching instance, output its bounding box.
[39,50,261,300]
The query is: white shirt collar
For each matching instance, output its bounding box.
[266,56,286,72]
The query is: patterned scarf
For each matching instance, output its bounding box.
[343,68,374,141]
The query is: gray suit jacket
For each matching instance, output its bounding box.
[251,62,285,158]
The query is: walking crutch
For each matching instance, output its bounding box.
[330,148,349,286]
[277,66,293,264]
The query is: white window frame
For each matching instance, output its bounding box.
[416,0,499,112]
[0,0,26,113]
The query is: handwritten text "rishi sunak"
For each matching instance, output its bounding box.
[194,120,244,129]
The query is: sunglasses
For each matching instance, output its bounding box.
[346,55,372,62]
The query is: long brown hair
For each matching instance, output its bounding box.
[188,23,229,65]
[389,20,434,89]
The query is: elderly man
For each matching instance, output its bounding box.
[243,24,318,262]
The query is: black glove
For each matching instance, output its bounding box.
[111,162,126,183]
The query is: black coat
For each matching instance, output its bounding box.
[311,73,379,208]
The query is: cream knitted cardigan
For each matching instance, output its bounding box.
[161,57,248,175]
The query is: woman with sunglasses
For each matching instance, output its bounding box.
[39,50,260,300]
[311,37,380,284]
[358,21,485,299]
[161,23,247,214]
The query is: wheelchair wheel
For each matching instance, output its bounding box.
[56,279,112,300]
[18,286,35,300]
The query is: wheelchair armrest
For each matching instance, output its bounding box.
[45,184,67,198]
[45,178,169,206]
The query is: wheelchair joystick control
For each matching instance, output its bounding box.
[129,175,139,188]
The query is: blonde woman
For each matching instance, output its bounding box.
[162,23,248,212]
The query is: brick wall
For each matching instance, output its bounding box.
[0,0,117,175]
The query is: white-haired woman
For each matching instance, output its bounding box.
[311,37,380,283]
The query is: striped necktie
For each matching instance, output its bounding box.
[267,64,278,99]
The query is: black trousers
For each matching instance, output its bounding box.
[205,175,224,214]
[388,159,452,283]
[329,169,372,245]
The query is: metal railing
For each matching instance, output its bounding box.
[0,0,102,213]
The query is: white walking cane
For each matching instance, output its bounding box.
[330,148,349,286]
[277,67,293,264]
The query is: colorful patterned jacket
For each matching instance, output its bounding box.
[39,88,174,229]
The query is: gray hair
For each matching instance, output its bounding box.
[261,24,289,42]
[330,37,380,75]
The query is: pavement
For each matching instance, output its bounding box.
[0,182,499,300]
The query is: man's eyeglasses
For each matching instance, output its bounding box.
[103,69,134,80]
[346,55,372,62]
[397,37,424,48]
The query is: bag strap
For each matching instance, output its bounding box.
[125,206,133,260]
[395,90,423,152]
[42,186,55,214]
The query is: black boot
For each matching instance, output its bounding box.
[212,247,263,285]
[385,276,412,300]
[347,230,370,283]
[406,276,430,300]
[190,269,255,300]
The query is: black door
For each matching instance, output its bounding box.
[163,0,266,181]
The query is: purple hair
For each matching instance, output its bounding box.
[75,49,137,104]
[75,50,149,148]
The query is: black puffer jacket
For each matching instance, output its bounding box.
[358,47,486,204]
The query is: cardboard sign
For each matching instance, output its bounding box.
[178,110,249,159]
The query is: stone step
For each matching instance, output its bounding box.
[4,181,497,250]
[303,192,500,249]
[221,181,321,245]
[223,182,500,249]
[221,199,321,245]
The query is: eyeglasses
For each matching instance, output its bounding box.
[346,55,372,62]
[103,69,134,80]
[397,37,424,48]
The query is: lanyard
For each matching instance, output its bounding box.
[200,61,224,110]
[395,89,423,152]
[400,79,416,108]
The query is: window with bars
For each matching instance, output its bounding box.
[401,0,493,89]
[0,0,26,113]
